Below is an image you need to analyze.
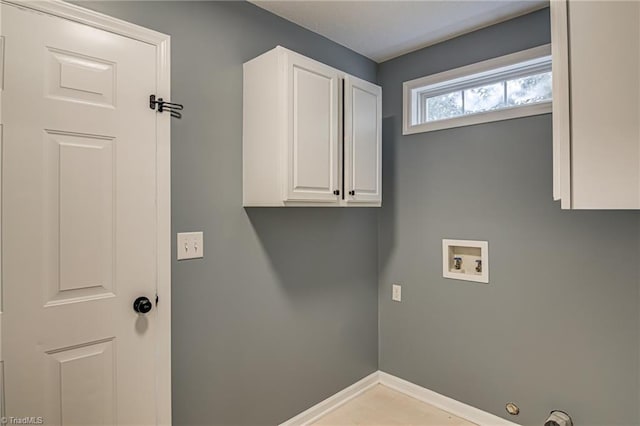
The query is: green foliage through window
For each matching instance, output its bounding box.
[424,71,551,122]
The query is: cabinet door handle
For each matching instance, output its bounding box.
[333,190,340,196]
[349,190,355,196]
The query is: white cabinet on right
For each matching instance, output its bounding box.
[552,0,640,209]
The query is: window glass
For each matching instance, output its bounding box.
[506,71,552,106]
[426,92,463,122]
[464,82,506,114]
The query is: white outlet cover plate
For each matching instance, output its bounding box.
[177,231,204,260]
[392,284,402,302]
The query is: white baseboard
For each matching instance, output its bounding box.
[279,371,379,426]
[379,371,519,426]
[280,370,520,426]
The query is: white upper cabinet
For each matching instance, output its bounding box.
[243,46,382,207]
[344,75,382,204]
[552,0,640,209]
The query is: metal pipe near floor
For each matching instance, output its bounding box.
[544,410,573,426]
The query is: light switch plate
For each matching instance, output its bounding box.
[177,232,204,260]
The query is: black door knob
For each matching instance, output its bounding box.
[133,296,153,314]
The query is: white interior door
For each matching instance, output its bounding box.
[344,75,382,204]
[1,3,166,424]
[285,52,340,203]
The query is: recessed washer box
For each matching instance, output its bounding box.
[442,239,489,283]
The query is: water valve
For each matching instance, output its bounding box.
[453,257,462,270]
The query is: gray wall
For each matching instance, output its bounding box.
[378,8,640,426]
[73,1,379,425]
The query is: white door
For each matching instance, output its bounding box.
[2,4,167,424]
[285,52,341,203]
[344,76,382,204]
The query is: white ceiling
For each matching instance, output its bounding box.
[250,0,548,62]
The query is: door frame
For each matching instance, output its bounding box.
[0,1,172,424]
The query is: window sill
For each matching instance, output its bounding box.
[402,101,551,135]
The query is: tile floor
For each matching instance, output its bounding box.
[312,385,477,426]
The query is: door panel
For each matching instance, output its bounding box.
[2,4,158,424]
[345,76,381,204]
[286,53,340,202]
[46,339,115,426]
[46,47,116,108]
[46,131,115,300]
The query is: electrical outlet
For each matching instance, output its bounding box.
[177,232,204,260]
[392,284,402,302]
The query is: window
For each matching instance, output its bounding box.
[403,44,552,134]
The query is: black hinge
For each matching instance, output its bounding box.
[150,94,184,119]
[155,294,159,306]
[333,190,340,196]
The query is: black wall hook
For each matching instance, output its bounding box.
[150,94,184,119]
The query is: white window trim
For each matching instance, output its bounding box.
[403,44,552,135]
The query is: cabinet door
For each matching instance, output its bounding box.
[285,52,340,203]
[568,0,640,209]
[551,0,571,209]
[344,75,382,205]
